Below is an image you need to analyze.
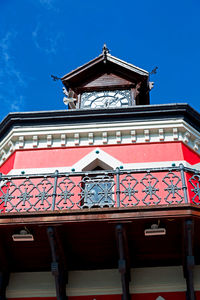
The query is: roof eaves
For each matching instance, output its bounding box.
[107,54,149,76]
[61,54,104,81]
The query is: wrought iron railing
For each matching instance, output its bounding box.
[0,164,200,214]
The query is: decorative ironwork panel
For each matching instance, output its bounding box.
[120,174,139,207]
[0,179,18,213]
[0,177,36,212]
[78,175,115,208]
[0,177,55,212]
[162,171,183,204]
[189,174,200,205]
[56,176,76,209]
[141,172,161,205]
[33,177,54,211]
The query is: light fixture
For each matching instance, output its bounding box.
[144,223,166,236]
[12,228,34,242]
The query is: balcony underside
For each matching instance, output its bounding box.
[0,207,200,273]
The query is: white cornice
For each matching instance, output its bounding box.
[0,118,199,166]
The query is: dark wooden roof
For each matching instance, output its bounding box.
[61,53,149,83]
[61,53,150,105]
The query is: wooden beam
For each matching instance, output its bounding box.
[1,204,200,226]
[115,224,130,300]
[183,219,196,300]
[47,226,67,300]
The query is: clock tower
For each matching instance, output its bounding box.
[61,45,151,109]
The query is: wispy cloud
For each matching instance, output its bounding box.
[37,0,60,12]
[38,0,55,10]
[0,31,26,114]
[32,21,62,55]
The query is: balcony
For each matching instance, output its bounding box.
[0,164,199,214]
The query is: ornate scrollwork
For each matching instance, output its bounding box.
[33,178,54,211]
[162,171,183,204]
[56,176,75,209]
[0,179,16,212]
[141,172,161,205]
[0,178,36,212]
[189,174,200,205]
[120,174,139,206]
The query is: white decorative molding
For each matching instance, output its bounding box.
[183,131,191,144]
[194,139,200,152]
[173,128,178,140]
[0,118,200,166]
[8,141,14,153]
[102,132,108,144]
[61,134,66,146]
[131,130,136,142]
[33,136,38,148]
[159,129,164,141]
[19,136,24,148]
[47,135,52,147]
[116,131,121,143]
[88,133,94,145]
[74,133,79,145]
[0,149,6,162]
[144,129,150,141]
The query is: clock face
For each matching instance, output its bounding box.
[81,90,132,109]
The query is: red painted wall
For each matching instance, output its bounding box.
[0,152,16,174]
[1,142,199,172]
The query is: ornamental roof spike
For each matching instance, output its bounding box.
[102,43,110,55]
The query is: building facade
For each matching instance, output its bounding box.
[0,47,200,300]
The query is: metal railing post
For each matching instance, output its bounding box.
[180,164,188,204]
[52,170,59,211]
[116,167,120,207]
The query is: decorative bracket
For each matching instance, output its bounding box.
[47,226,68,300]
[183,219,196,300]
[115,224,131,300]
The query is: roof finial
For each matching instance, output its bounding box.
[102,44,110,55]
[102,44,109,64]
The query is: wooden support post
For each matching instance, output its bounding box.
[115,224,130,300]
[0,272,9,300]
[47,226,67,300]
[0,239,10,300]
[183,219,196,300]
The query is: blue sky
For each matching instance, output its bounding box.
[0,0,199,121]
